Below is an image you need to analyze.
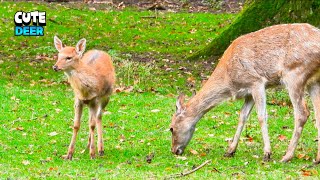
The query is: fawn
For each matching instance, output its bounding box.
[53,36,115,160]
[170,23,320,163]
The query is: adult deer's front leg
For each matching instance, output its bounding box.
[281,81,309,162]
[252,84,271,161]
[225,95,254,157]
[65,98,83,160]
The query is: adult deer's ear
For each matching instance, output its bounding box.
[54,36,64,52]
[176,93,185,114]
[76,38,86,57]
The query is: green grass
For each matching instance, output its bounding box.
[0,1,319,179]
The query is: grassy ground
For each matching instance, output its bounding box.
[0,1,319,179]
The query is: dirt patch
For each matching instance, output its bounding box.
[48,0,244,13]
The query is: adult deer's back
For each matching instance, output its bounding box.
[170,23,320,163]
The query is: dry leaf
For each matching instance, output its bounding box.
[176,156,187,160]
[247,136,253,142]
[49,167,58,171]
[48,132,58,136]
[200,153,207,157]
[22,160,30,165]
[151,109,160,113]
[16,127,24,131]
[189,149,198,155]
[278,134,287,141]
[297,154,305,159]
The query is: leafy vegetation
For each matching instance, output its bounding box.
[0,1,319,179]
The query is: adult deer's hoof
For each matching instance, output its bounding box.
[224,152,235,157]
[62,154,73,160]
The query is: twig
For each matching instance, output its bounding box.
[166,160,212,179]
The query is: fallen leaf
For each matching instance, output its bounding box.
[278,134,287,141]
[16,127,24,131]
[22,160,30,165]
[49,167,58,171]
[124,86,134,93]
[119,134,125,142]
[151,109,160,113]
[176,156,187,160]
[297,154,305,159]
[247,136,253,142]
[301,169,312,176]
[189,149,198,155]
[48,132,58,136]
[200,153,207,157]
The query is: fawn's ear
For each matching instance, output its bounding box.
[176,93,186,114]
[54,36,64,52]
[76,38,86,57]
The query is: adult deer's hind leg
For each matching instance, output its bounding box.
[251,83,272,161]
[225,95,254,157]
[308,82,320,164]
[281,77,310,162]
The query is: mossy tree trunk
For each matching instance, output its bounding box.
[190,0,320,60]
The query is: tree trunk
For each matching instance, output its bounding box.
[189,0,320,61]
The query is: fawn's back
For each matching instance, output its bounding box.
[68,50,115,100]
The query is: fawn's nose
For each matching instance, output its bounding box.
[52,65,59,71]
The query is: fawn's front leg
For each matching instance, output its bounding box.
[64,98,83,160]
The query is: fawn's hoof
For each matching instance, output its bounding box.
[224,152,235,157]
[99,151,104,156]
[62,154,73,160]
[90,154,96,159]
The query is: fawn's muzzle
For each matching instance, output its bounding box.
[52,65,59,71]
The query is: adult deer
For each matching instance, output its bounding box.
[170,23,320,163]
[53,36,115,160]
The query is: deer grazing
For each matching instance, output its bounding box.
[53,36,115,160]
[170,23,320,163]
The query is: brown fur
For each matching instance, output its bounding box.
[53,36,115,160]
[171,23,320,163]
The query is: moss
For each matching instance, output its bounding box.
[190,0,320,61]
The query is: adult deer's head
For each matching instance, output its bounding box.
[52,36,86,72]
[170,94,197,155]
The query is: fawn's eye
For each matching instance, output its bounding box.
[170,128,173,133]
[66,57,72,61]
